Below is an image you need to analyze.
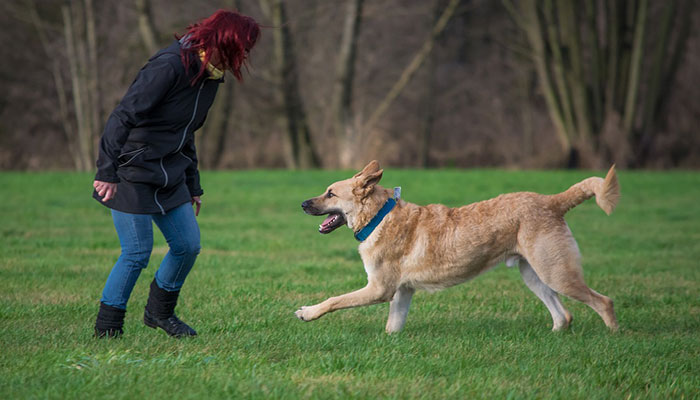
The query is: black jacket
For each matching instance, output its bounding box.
[93,40,222,214]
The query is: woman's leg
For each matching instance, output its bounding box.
[151,202,201,291]
[95,210,153,337]
[144,202,200,337]
[100,210,154,309]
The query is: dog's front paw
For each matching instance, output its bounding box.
[295,306,320,322]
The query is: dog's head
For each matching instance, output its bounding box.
[302,160,385,234]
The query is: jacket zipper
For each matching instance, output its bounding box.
[179,152,193,163]
[154,80,205,215]
[176,81,205,153]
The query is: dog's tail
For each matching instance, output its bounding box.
[550,165,620,216]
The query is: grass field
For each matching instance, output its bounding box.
[1,168,699,399]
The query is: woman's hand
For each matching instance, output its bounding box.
[191,196,202,216]
[93,180,118,202]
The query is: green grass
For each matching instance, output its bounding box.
[1,168,699,399]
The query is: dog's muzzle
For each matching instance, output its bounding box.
[301,200,346,234]
[301,200,320,215]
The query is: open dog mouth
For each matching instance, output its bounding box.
[319,212,346,234]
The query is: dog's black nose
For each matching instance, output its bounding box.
[301,200,311,209]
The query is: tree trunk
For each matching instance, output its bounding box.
[200,80,234,169]
[418,0,446,168]
[330,0,364,168]
[269,0,320,169]
[84,0,101,168]
[622,0,647,136]
[506,0,687,168]
[26,0,81,170]
[634,0,693,166]
[361,0,460,149]
[506,0,571,154]
[62,2,92,171]
[135,0,158,55]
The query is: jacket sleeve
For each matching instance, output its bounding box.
[95,59,177,183]
[181,136,203,197]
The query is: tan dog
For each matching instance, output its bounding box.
[297,161,620,333]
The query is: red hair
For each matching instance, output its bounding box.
[177,10,260,84]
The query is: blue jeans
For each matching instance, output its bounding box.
[100,202,201,310]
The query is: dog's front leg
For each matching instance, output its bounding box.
[385,285,415,333]
[295,283,393,322]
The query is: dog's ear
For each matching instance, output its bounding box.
[353,161,383,198]
[353,168,383,201]
[353,160,381,179]
[359,169,383,188]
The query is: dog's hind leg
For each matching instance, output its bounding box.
[385,285,415,334]
[521,225,619,331]
[518,259,572,331]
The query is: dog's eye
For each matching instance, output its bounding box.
[326,191,335,198]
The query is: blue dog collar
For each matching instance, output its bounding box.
[354,195,398,242]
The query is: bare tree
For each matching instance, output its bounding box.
[26,0,80,169]
[264,0,320,168]
[330,0,364,169]
[505,0,695,167]
[361,0,460,137]
[85,0,100,166]
[199,77,237,169]
[61,0,100,171]
[3,0,699,171]
[332,0,460,168]
[135,0,158,54]
[418,0,450,167]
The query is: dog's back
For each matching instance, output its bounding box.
[363,166,619,304]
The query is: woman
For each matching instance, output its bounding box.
[92,10,260,338]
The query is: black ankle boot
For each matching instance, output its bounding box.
[144,279,197,338]
[94,302,125,338]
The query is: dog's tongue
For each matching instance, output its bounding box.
[321,215,336,229]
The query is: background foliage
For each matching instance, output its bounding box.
[1,0,699,170]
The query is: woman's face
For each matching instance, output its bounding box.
[209,46,251,71]
[209,50,225,70]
